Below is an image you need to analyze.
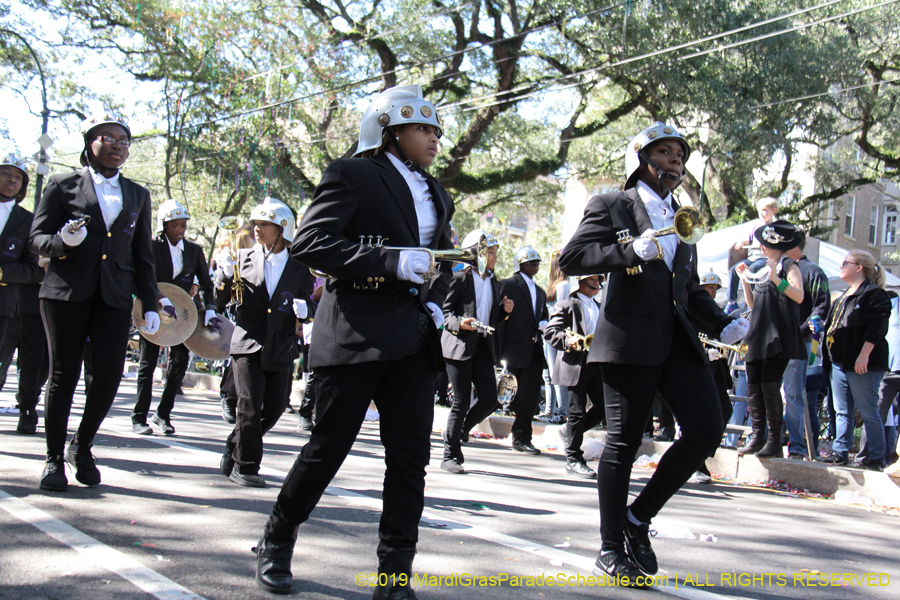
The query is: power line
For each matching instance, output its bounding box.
[751,76,900,109]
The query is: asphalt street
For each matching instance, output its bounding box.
[1,375,898,600]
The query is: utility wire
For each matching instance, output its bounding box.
[751,76,900,109]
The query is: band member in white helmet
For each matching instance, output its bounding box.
[440,229,513,474]
[254,85,454,598]
[29,111,161,492]
[215,197,315,489]
[560,122,747,582]
[131,199,218,435]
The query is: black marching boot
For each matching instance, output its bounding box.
[372,551,418,599]
[255,513,300,594]
[756,381,785,458]
[737,383,766,455]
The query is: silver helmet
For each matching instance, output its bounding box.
[80,110,131,140]
[250,197,296,243]
[1,153,29,202]
[461,228,498,249]
[355,85,442,156]
[513,246,541,272]
[156,199,191,233]
[699,269,722,288]
[624,122,691,190]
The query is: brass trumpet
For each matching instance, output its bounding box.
[616,206,705,246]
[67,215,91,233]
[218,216,245,305]
[698,333,748,360]
[564,328,593,352]
[454,316,494,335]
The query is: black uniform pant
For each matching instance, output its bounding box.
[443,336,498,462]
[227,351,291,474]
[565,364,606,462]
[298,368,315,421]
[598,326,724,552]
[41,294,132,457]
[0,314,19,390]
[274,349,434,569]
[133,337,190,421]
[509,342,545,444]
[15,314,50,412]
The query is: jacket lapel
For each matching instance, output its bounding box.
[624,187,654,238]
[571,293,587,335]
[251,247,267,301]
[0,204,23,240]
[375,153,419,242]
[108,177,139,237]
[516,273,536,322]
[157,237,174,281]
[77,169,106,229]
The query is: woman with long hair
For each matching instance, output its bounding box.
[820,249,890,469]
[542,250,569,421]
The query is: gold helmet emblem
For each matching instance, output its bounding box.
[377,113,391,127]
[280,219,287,226]
[663,127,674,134]
[420,106,433,118]
[633,143,642,152]
[269,211,276,219]
[647,131,658,139]
[400,105,414,118]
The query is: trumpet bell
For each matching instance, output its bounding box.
[672,206,704,244]
[218,215,244,231]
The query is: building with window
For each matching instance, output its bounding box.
[823,179,900,275]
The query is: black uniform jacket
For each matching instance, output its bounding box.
[543,290,600,387]
[441,267,505,364]
[291,152,455,369]
[214,246,316,372]
[29,168,157,311]
[498,272,549,370]
[0,203,41,317]
[559,188,732,366]
[153,234,215,311]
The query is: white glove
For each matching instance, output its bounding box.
[293,299,308,319]
[220,259,235,279]
[707,348,724,361]
[720,317,750,345]
[396,250,431,284]
[141,312,160,335]
[633,229,659,261]
[204,309,218,326]
[158,296,177,319]
[59,220,88,247]
[538,320,549,330]
[426,301,444,329]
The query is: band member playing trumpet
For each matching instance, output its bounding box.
[29,111,160,492]
[440,229,513,474]
[131,199,217,435]
[559,122,748,582]
[254,85,454,598]
[543,274,606,479]
[215,197,315,488]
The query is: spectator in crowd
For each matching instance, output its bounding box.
[725,197,779,313]
[541,251,570,423]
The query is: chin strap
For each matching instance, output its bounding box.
[261,232,283,260]
[390,129,427,175]
[639,150,685,191]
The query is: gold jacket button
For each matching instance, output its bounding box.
[267,308,272,313]
[531,336,535,341]
[367,277,374,283]
[102,254,107,260]
[107,232,112,238]
[378,277,385,283]
[673,301,676,306]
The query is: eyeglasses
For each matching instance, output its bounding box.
[94,135,131,148]
[841,261,860,269]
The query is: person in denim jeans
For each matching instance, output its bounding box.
[821,250,891,470]
[782,232,831,459]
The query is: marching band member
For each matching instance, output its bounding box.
[29,111,160,492]
[215,197,315,488]
[498,247,549,455]
[12,259,49,435]
[559,122,747,582]
[440,229,513,474]
[543,274,606,479]
[131,199,217,435]
[254,85,453,598]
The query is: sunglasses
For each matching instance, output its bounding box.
[841,261,860,269]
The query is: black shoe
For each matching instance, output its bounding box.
[221,398,236,424]
[440,459,466,474]
[372,582,419,599]
[16,409,38,434]
[624,518,658,575]
[255,514,299,594]
[851,458,886,471]
[297,415,314,431]
[558,423,573,449]
[284,406,296,414]
[220,446,235,476]
[132,421,152,435]
[150,413,175,435]
[65,442,101,486]
[592,550,646,586]
[229,468,266,488]
[460,430,469,444]
[40,455,67,492]
[566,460,597,479]
[817,452,848,465]
[511,440,541,455]
[654,428,676,442]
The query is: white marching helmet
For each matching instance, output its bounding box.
[1,153,29,202]
[80,110,131,139]
[699,269,722,288]
[461,228,498,249]
[513,246,541,272]
[355,85,442,156]
[250,197,296,243]
[156,199,191,233]
[624,121,691,190]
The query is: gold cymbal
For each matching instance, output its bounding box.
[184,312,235,360]
[132,282,198,347]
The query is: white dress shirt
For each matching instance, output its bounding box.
[386,152,438,247]
[262,246,289,298]
[167,237,184,277]
[472,270,494,326]
[577,291,600,336]
[89,166,123,230]
[636,180,677,271]
[0,199,15,235]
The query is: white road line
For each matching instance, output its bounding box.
[0,489,206,600]
[99,419,745,599]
